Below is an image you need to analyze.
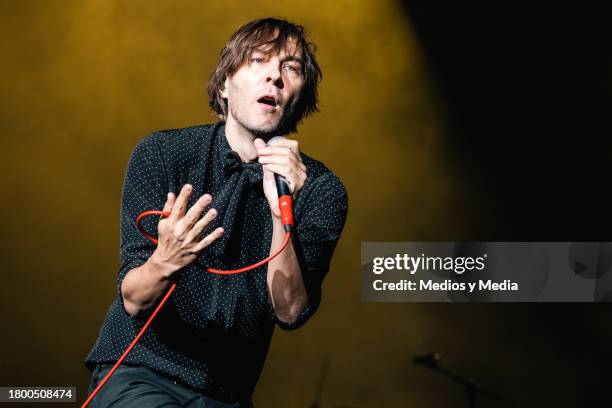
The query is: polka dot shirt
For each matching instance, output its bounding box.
[84,122,349,403]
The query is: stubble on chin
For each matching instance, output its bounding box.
[233,110,287,139]
[229,98,299,139]
[245,119,280,139]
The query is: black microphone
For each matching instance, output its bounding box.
[274,173,292,197]
[267,136,294,232]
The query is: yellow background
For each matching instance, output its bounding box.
[0,1,577,407]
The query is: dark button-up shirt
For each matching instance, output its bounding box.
[84,122,348,404]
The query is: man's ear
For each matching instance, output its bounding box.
[220,77,229,99]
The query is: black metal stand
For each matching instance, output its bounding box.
[413,353,503,408]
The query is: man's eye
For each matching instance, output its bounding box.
[283,64,300,73]
[251,57,264,63]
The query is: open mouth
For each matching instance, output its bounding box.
[257,95,278,108]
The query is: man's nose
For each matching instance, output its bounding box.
[265,65,284,88]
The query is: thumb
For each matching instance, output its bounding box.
[261,164,275,182]
[253,138,266,151]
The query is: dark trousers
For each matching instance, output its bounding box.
[87,364,248,408]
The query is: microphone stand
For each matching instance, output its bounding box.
[309,356,330,408]
[413,353,503,408]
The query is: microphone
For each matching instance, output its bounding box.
[267,136,294,232]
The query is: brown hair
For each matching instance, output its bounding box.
[207,17,322,134]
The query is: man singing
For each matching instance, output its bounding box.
[84,17,348,407]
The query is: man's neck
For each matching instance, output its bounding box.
[224,116,259,163]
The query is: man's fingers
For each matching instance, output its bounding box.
[256,146,294,156]
[183,194,212,228]
[264,138,299,150]
[263,163,288,179]
[265,139,301,158]
[186,207,218,242]
[162,192,175,214]
[192,227,225,253]
[262,164,306,193]
[257,154,291,166]
[262,163,305,180]
[258,154,306,172]
[170,184,193,220]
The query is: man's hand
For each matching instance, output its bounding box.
[255,138,309,324]
[151,184,224,277]
[254,137,307,219]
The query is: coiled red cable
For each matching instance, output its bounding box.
[81,210,291,407]
[134,210,291,275]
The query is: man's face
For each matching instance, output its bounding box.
[221,39,305,137]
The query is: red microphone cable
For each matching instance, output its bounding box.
[82,201,293,408]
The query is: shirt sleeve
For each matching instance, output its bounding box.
[273,172,349,330]
[115,134,169,312]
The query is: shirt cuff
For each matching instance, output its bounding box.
[267,294,314,331]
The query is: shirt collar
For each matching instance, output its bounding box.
[216,122,263,184]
